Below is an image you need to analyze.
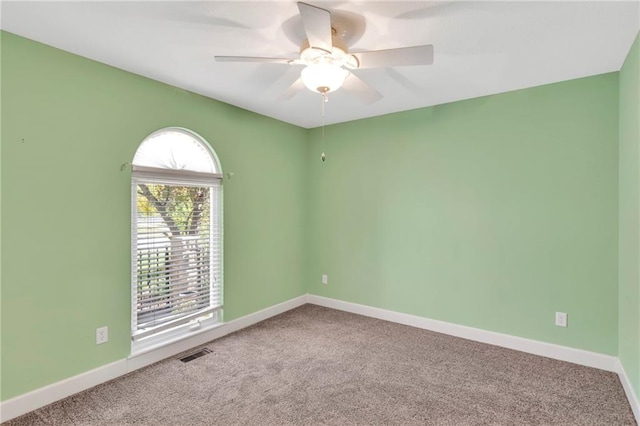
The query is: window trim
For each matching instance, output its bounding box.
[132,165,224,181]
[130,127,223,355]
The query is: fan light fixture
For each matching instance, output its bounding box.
[301,62,349,94]
[215,2,433,104]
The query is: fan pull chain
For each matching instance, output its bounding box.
[321,93,327,162]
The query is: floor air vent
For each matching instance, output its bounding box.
[179,348,212,363]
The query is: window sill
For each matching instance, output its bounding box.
[130,316,223,359]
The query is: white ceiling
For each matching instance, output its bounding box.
[2,1,639,128]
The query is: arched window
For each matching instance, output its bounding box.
[131,128,223,349]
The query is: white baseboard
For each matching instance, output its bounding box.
[0,294,308,423]
[3,294,636,424]
[308,295,640,418]
[307,295,618,372]
[308,295,640,421]
[617,358,640,423]
[0,359,129,424]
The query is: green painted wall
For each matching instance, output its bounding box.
[619,30,640,397]
[0,32,308,400]
[307,74,620,355]
[0,28,630,405]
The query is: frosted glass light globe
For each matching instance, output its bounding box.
[301,63,349,94]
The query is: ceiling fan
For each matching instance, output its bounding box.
[214,2,434,103]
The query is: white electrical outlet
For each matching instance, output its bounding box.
[555,312,568,328]
[321,274,328,285]
[96,326,108,344]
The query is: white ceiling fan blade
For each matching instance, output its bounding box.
[351,45,434,69]
[278,77,306,101]
[341,73,383,104]
[215,56,293,64]
[297,2,333,52]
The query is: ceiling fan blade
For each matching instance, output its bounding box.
[297,2,333,52]
[341,73,383,104]
[278,78,306,101]
[352,45,434,69]
[215,56,292,64]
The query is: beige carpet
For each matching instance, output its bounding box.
[4,305,636,425]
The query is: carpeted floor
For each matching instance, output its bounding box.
[4,305,636,425]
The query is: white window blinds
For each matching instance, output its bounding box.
[131,171,223,341]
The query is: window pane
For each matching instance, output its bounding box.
[132,129,219,174]
[135,183,213,332]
